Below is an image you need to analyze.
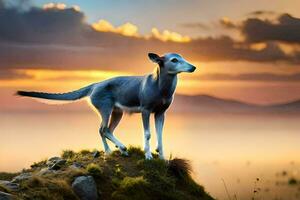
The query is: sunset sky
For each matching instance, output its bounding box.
[1,0,300,110]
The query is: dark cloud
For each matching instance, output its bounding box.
[0,69,31,79]
[247,10,276,16]
[242,13,300,43]
[187,37,293,63]
[0,2,299,74]
[0,3,88,44]
[198,72,300,82]
[1,0,32,11]
[219,18,238,29]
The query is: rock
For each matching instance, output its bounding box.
[0,181,19,191]
[0,191,15,200]
[46,157,61,165]
[11,173,32,183]
[70,162,84,169]
[47,157,66,170]
[93,151,100,158]
[49,159,66,170]
[36,168,55,176]
[72,176,98,200]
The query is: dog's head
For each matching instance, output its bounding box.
[148,53,196,74]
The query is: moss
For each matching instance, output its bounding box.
[86,163,103,178]
[19,176,78,200]
[30,159,47,169]
[79,149,91,156]
[127,146,145,158]
[112,176,151,200]
[1,146,214,200]
[61,150,76,160]
[0,172,20,181]
[0,184,11,193]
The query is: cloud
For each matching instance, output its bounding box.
[0,1,300,75]
[42,2,80,11]
[0,2,88,44]
[241,13,300,43]
[92,20,139,37]
[0,69,32,79]
[247,10,277,16]
[181,22,210,30]
[1,0,32,11]
[150,28,191,42]
[92,19,191,42]
[197,72,300,82]
[186,37,293,63]
[219,17,238,29]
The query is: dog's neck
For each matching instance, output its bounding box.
[153,66,177,98]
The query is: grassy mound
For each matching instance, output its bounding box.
[0,147,214,200]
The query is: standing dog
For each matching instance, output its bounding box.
[17,53,196,159]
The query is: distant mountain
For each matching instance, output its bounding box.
[171,94,300,114]
[266,99,300,113]
[10,92,300,114]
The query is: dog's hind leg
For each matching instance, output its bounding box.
[97,107,127,155]
[109,108,123,134]
[99,123,112,155]
[91,97,127,155]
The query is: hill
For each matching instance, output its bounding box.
[0,147,214,200]
[172,94,300,114]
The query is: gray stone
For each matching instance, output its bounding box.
[46,157,61,165]
[36,168,55,176]
[70,162,84,169]
[0,191,14,200]
[49,159,66,170]
[46,157,66,170]
[0,181,19,191]
[11,173,32,183]
[72,176,98,200]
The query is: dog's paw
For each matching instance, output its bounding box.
[145,152,153,160]
[120,150,129,157]
[104,149,112,156]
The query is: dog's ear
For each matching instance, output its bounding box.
[148,53,162,64]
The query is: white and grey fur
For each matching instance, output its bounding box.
[17,53,196,159]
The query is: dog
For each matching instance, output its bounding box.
[17,53,196,159]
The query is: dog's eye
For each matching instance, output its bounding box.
[171,58,178,63]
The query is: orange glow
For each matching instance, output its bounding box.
[249,42,267,51]
[43,2,80,11]
[18,69,131,81]
[92,19,191,43]
[150,28,191,43]
[92,20,139,37]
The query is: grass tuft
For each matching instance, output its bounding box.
[0,172,20,181]
[86,163,103,178]
[61,150,76,160]
[79,149,91,156]
[19,176,78,200]
[112,176,150,200]
[168,158,192,179]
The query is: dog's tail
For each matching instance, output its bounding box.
[16,84,94,101]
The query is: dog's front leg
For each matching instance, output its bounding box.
[155,112,165,159]
[142,111,152,160]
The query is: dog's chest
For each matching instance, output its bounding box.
[149,96,172,112]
